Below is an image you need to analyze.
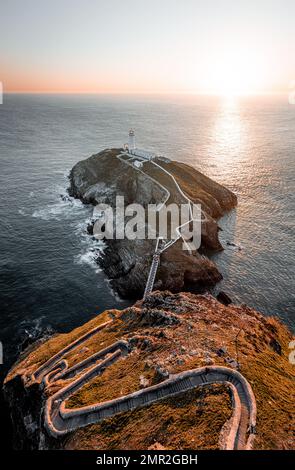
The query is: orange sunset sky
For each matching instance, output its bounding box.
[1,0,294,95]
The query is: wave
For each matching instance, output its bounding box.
[18,316,55,354]
[29,174,86,221]
[32,196,88,221]
[23,178,108,285]
[74,249,103,269]
[103,278,126,303]
[18,208,27,216]
[74,217,106,269]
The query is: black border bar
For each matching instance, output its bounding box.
[5,450,295,467]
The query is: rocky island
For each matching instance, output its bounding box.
[68,148,237,298]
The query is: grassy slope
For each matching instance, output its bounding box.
[65,385,232,450]
[6,292,295,450]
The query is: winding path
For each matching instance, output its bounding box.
[29,318,256,450]
[117,152,210,296]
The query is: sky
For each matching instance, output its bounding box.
[0,0,294,94]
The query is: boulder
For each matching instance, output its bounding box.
[216,291,232,306]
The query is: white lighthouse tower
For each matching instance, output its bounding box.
[128,129,136,153]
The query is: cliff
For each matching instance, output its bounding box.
[68,149,237,298]
[4,291,295,450]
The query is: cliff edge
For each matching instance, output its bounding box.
[4,291,294,450]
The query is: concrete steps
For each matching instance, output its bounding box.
[30,316,257,450]
[143,254,160,299]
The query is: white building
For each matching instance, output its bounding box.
[133,160,143,169]
[127,129,155,161]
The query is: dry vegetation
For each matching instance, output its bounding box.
[6,291,295,450]
[65,385,232,450]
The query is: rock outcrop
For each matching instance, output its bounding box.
[68,149,237,298]
[4,291,295,450]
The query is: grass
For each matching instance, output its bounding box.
[66,350,156,409]
[5,310,120,382]
[65,384,232,450]
[6,292,295,449]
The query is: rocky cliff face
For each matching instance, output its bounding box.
[68,149,237,298]
[4,291,295,450]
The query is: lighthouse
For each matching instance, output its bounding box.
[124,130,155,160]
[128,129,136,152]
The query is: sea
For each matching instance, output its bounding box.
[0,92,294,378]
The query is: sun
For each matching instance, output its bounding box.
[200,47,266,97]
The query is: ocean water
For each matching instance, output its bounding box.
[0,93,294,374]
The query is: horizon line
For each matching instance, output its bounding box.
[2,90,288,96]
